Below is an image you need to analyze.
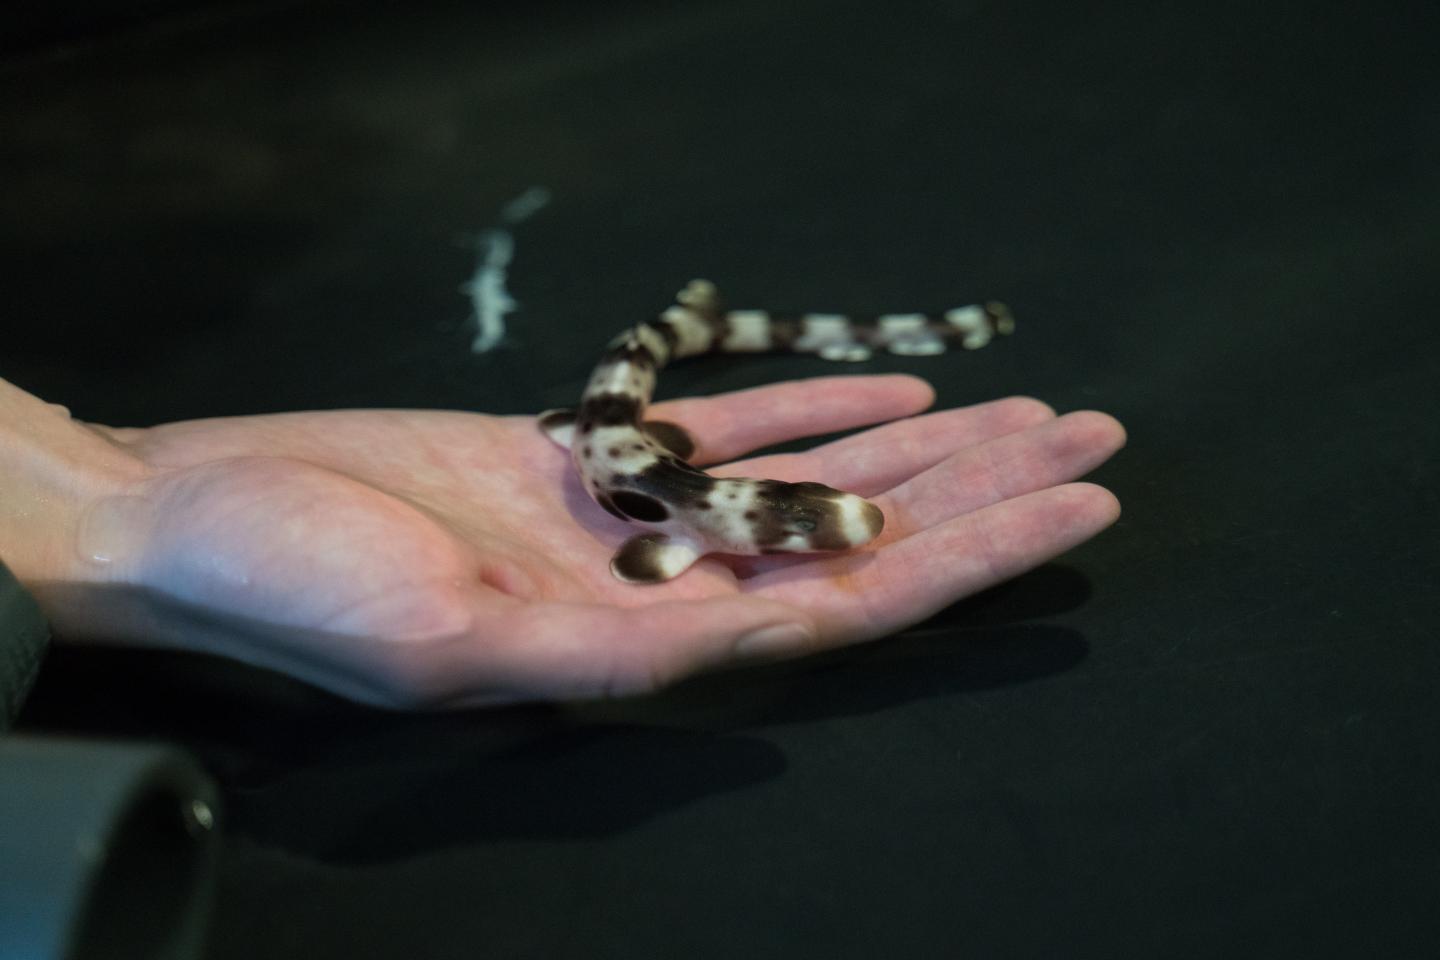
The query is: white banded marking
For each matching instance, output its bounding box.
[722,310,775,351]
[798,314,871,362]
[945,305,995,350]
[660,305,718,358]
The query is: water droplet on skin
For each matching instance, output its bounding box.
[76,495,154,569]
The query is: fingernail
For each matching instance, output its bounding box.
[734,623,813,661]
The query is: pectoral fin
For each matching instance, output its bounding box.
[537,408,577,449]
[611,533,703,584]
[641,420,696,461]
[542,409,694,462]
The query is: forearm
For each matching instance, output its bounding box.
[0,377,149,593]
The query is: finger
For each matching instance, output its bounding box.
[878,410,1127,533]
[723,409,1122,580]
[714,396,1058,495]
[646,374,935,465]
[430,594,817,705]
[748,482,1121,645]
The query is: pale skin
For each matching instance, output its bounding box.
[0,374,1125,708]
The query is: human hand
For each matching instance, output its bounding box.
[32,376,1123,707]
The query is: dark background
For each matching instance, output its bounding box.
[5,1,1439,956]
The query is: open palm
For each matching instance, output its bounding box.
[71,375,1124,707]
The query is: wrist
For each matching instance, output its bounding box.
[0,378,151,592]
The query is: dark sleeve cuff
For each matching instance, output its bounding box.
[0,557,49,731]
